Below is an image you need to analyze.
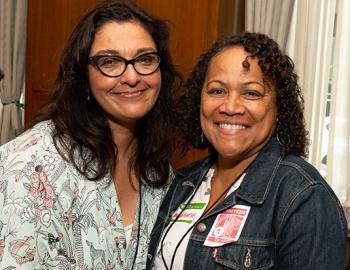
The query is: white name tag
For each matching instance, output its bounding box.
[171,202,207,224]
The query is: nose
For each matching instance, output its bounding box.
[119,63,142,86]
[219,93,245,115]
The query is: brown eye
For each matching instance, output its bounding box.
[98,57,123,68]
[244,90,263,100]
[136,53,160,66]
[207,88,225,95]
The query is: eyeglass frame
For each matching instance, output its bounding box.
[88,52,161,78]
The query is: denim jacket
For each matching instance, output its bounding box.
[146,137,348,270]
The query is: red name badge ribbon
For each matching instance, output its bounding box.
[204,205,251,247]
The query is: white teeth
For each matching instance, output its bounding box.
[219,123,246,129]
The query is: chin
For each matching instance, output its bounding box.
[217,150,242,160]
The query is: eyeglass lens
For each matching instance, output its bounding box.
[93,53,160,77]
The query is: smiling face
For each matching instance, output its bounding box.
[200,46,277,164]
[88,20,161,130]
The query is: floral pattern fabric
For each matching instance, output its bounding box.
[0,121,167,269]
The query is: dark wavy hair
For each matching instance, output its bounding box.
[30,1,180,186]
[177,32,309,157]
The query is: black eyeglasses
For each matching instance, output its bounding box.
[88,52,161,77]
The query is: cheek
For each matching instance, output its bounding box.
[199,97,207,128]
[88,68,116,93]
[199,98,215,134]
[265,110,277,131]
[254,105,277,132]
[200,94,219,115]
[88,67,103,93]
[148,71,162,90]
[146,72,162,104]
[88,66,98,89]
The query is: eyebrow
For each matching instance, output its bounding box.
[92,47,157,57]
[205,80,227,88]
[242,80,265,88]
[205,79,266,89]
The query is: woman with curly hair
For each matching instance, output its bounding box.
[0,1,179,269]
[147,32,347,270]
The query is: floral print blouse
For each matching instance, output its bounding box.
[0,121,168,269]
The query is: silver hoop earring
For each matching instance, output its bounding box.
[276,132,282,146]
[275,121,283,146]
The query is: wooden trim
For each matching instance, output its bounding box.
[218,0,245,38]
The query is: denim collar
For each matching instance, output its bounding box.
[236,137,282,205]
[175,137,282,206]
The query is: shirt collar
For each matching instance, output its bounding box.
[175,137,282,206]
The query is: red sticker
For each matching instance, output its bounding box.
[204,205,250,247]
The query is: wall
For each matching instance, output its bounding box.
[25,0,242,168]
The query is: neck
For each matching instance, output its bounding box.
[108,120,137,158]
[214,153,258,183]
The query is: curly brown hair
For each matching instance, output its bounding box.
[177,32,309,157]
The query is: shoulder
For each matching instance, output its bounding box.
[162,156,213,197]
[0,120,55,158]
[274,155,345,224]
[271,158,348,269]
[276,154,342,204]
[272,154,338,201]
[280,155,324,184]
[0,120,67,201]
[175,156,212,178]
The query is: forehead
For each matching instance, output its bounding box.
[206,46,263,80]
[90,20,156,54]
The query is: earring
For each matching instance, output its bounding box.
[276,132,282,146]
[87,92,91,101]
[275,119,283,146]
[200,132,204,144]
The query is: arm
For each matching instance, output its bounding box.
[275,184,347,270]
[0,183,38,268]
[0,129,49,268]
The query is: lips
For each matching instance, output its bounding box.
[113,89,146,98]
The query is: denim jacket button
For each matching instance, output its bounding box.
[196,222,206,232]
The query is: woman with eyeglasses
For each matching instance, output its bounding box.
[0,1,179,269]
